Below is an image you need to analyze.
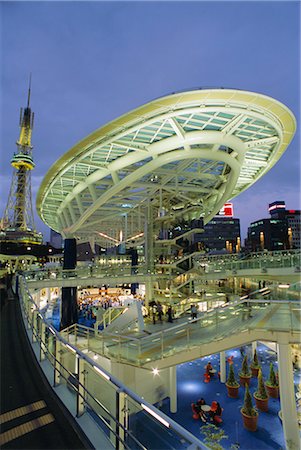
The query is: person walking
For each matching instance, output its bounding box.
[157,302,163,323]
[191,304,197,320]
[167,305,173,323]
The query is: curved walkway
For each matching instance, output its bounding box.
[0,277,93,449]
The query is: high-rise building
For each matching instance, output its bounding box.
[0,79,43,251]
[245,201,300,251]
[194,203,241,253]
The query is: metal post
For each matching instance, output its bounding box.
[76,355,86,417]
[40,321,46,362]
[32,310,38,343]
[54,339,61,386]
[116,390,127,450]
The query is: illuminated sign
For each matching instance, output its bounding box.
[219,203,233,217]
[268,203,286,212]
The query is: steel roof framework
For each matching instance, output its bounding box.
[37,89,296,247]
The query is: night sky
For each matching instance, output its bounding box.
[1,1,300,243]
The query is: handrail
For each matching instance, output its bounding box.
[17,274,208,450]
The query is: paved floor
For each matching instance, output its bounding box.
[0,277,93,450]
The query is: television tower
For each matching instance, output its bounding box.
[1,77,43,246]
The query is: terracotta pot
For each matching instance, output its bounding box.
[254,393,269,412]
[265,383,279,398]
[239,374,251,387]
[226,383,240,398]
[251,366,260,377]
[241,409,258,431]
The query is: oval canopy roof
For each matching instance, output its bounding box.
[37,89,296,246]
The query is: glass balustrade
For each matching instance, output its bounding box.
[17,274,208,450]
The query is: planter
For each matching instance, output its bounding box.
[239,374,252,387]
[226,383,240,398]
[265,383,279,398]
[241,409,258,432]
[254,393,269,412]
[251,366,260,378]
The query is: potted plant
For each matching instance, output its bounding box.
[250,349,261,377]
[226,363,240,398]
[239,355,252,387]
[253,368,269,411]
[265,363,279,398]
[241,384,258,431]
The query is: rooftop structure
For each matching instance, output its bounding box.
[37,89,296,249]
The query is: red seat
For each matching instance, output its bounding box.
[191,403,199,420]
[213,415,223,424]
[212,407,224,424]
[203,373,210,383]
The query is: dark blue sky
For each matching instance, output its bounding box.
[1,1,300,242]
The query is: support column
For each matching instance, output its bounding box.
[169,366,177,413]
[220,351,226,383]
[278,339,299,449]
[61,238,78,330]
[252,341,257,355]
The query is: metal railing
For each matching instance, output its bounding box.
[17,274,208,450]
[60,289,301,367]
[194,249,301,273]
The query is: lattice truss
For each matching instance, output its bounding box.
[4,168,35,231]
[37,89,295,247]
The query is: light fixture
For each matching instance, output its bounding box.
[152,368,159,375]
[141,404,170,428]
[93,365,110,380]
[65,344,77,353]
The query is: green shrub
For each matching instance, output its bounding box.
[251,349,260,368]
[239,355,251,377]
[226,363,239,387]
[266,363,278,387]
[241,384,257,417]
[254,368,268,399]
[200,423,228,450]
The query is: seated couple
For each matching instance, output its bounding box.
[195,399,222,423]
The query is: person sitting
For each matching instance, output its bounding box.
[209,401,223,423]
[196,398,208,423]
[206,362,214,377]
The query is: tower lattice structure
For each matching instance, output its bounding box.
[1,80,43,246]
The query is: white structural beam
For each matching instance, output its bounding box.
[37,89,296,244]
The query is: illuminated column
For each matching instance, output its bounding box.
[226,240,229,252]
[169,366,177,413]
[277,339,299,449]
[260,231,265,251]
[288,227,293,249]
[220,351,226,383]
[236,236,241,253]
